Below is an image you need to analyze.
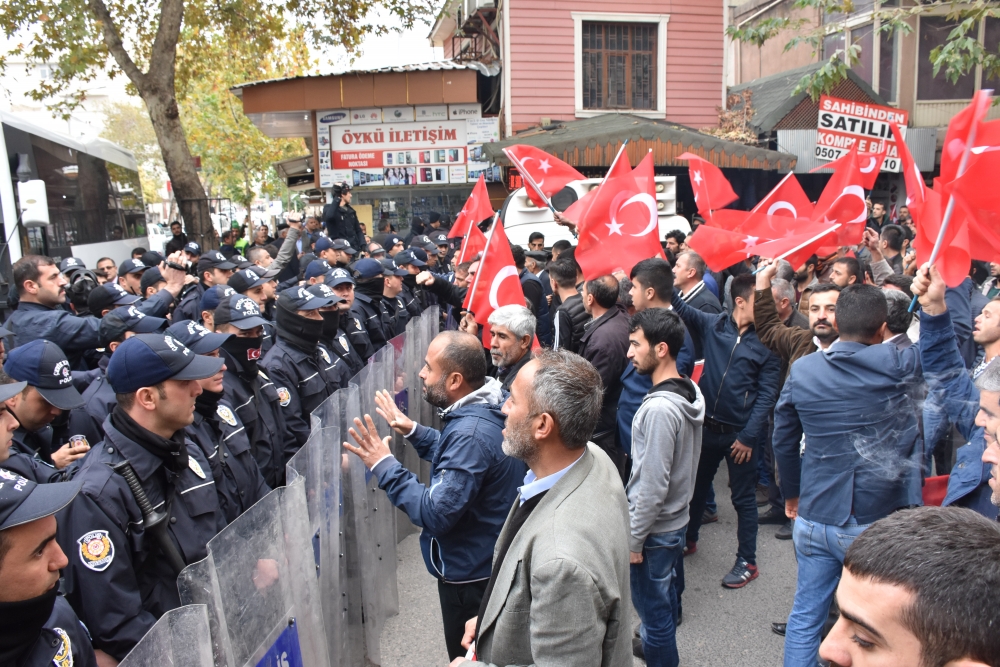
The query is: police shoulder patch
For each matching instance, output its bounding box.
[277,387,291,407]
[188,457,207,479]
[320,348,331,364]
[68,434,89,449]
[216,405,238,426]
[52,627,73,667]
[77,530,114,572]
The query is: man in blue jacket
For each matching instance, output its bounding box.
[343,331,524,661]
[774,282,929,666]
[672,273,780,588]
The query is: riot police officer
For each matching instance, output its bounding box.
[380,258,411,336]
[349,258,393,357]
[323,268,366,375]
[394,248,429,318]
[0,472,98,667]
[198,285,236,330]
[166,320,269,522]
[261,286,347,454]
[172,250,236,323]
[55,334,226,660]
[0,373,64,484]
[227,267,277,354]
[305,283,356,381]
[213,294,290,488]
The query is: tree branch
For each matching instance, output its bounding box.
[87,0,147,90]
[148,0,185,87]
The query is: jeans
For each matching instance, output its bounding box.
[783,516,871,667]
[705,486,718,515]
[686,428,759,564]
[631,527,686,667]
[437,578,488,660]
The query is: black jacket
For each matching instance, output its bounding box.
[324,203,366,250]
[164,233,188,256]
[15,596,97,667]
[495,350,532,392]
[553,293,589,353]
[577,303,631,434]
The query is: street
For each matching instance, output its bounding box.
[382,466,798,666]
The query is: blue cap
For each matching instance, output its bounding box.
[165,320,232,354]
[314,236,334,252]
[200,285,236,313]
[106,334,224,394]
[214,294,269,330]
[228,267,270,293]
[0,471,81,531]
[394,248,426,267]
[100,304,168,343]
[184,241,201,255]
[231,254,253,270]
[325,267,354,287]
[306,283,344,305]
[278,286,336,311]
[88,283,140,315]
[352,258,385,280]
[118,258,148,275]
[380,258,408,276]
[4,340,84,410]
[331,239,357,254]
[385,233,404,249]
[305,259,332,281]
[59,257,86,273]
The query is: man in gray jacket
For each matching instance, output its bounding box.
[626,308,705,667]
[454,349,632,667]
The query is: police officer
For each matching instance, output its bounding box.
[306,283,356,381]
[380,258,411,336]
[349,258,393,357]
[213,294,290,488]
[87,282,142,318]
[394,248,429,318]
[0,472,98,667]
[261,287,347,454]
[166,321,269,522]
[4,341,89,472]
[323,268,366,375]
[55,334,225,660]
[69,306,168,450]
[173,250,236,323]
[6,256,182,369]
[198,285,236,330]
[117,258,148,297]
[228,267,277,354]
[0,372,65,484]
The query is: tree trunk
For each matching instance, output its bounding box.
[143,87,216,251]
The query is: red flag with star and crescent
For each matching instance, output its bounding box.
[808,144,868,246]
[679,152,738,219]
[688,222,842,273]
[449,175,494,239]
[810,146,886,190]
[573,152,665,280]
[464,219,525,323]
[457,222,488,263]
[708,171,815,238]
[504,145,584,208]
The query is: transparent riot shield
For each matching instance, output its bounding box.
[388,331,420,542]
[177,480,329,667]
[368,342,400,617]
[286,391,346,667]
[421,306,444,432]
[118,604,214,667]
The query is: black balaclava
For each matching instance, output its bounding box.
[402,273,418,290]
[195,387,223,419]
[320,310,341,344]
[0,587,58,664]
[221,334,263,378]
[356,277,385,302]
[275,300,323,353]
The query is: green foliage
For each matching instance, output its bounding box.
[100,101,164,200]
[728,0,1000,101]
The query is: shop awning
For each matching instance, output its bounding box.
[482,113,796,171]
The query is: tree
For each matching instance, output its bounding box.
[727,0,1000,101]
[0,0,432,250]
[100,101,165,204]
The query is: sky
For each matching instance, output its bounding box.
[323,16,443,73]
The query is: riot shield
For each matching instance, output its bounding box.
[286,391,346,667]
[388,331,420,542]
[118,604,214,667]
[177,481,329,667]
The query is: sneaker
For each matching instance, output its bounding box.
[722,558,759,588]
[683,540,697,556]
[632,637,645,659]
[771,622,787,636]
[756,484,770,506]
[775,521,793,540]
[702,510,719,524]
[757,506,787,525]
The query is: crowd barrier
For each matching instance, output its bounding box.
[119,307,442,667]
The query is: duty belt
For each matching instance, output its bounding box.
[704,416,739,435]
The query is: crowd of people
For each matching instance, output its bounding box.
[0,183,998,667]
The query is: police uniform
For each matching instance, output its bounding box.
[171,282,204,323]
[17,595,98,667]
[350,292,391,355]
[56,418,225,659]
[186,397,269,523]
[0,449,67,484]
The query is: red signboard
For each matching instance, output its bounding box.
[815,95,909,172]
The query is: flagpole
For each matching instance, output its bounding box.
[465,212,500,309]
[908,89,992,312]
[503,149,558,213]
[751,224,842,275]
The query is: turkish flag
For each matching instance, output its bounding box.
[940,90,993,184]
[574,153,665,280]
[810,145,868,245]
[464,219,525,324]
[708,172,815,236]
[562,150,633,223]
[457,223,488,263]
[688,222,839,273]
[504,145,584,208]
[811,147,886,190]
[891,122,927,218]
[679,152,738,217]
[449,175,494,239]
[913,187,972,287]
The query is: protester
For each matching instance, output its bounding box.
[548,258,588,353]
[626,308,704,666]
[344,331,523,661]
[511,245,552,346]
[486,305,535,392]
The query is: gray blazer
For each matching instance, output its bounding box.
[466,444,632,667]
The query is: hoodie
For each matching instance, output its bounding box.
[626,377,705,551]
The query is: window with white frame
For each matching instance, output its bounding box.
[572,12,668,117]
[821,1,898,102]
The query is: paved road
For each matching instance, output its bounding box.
[382,465,799,666]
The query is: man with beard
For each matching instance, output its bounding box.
[974,362,1000,509]
[343,331,521,662]
[450,349,632,667]
[487,305,535,392]
[972,298,1000,378]
[164,221,188,256]
[626,308,704,666]
[213,295,290,488]
[262,287,348,455]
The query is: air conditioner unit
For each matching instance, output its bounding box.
[465,0,494,20]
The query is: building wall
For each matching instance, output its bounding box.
[734,4,819,84]
[505,0,725,132]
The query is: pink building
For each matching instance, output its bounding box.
[430,0,726,136]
